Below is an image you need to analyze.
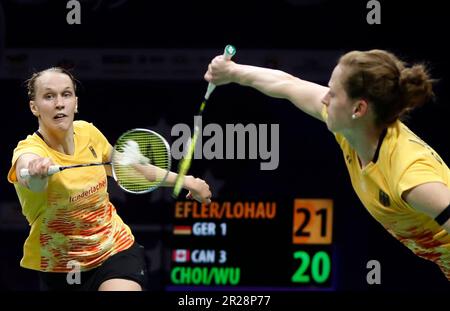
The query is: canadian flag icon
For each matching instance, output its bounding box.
[172,249,190,263]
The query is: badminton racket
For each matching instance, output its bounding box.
[20,128,171,194]
[172,44,236,198]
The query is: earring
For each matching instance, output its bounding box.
[352,114,357,120]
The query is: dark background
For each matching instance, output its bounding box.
[0,0,449,299]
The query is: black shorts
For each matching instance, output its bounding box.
[38,242,149,291]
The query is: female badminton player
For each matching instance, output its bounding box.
[204,49,450,280]
[7,67,212,291]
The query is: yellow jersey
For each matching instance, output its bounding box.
[7,120,135,272]
[322,107,450,279]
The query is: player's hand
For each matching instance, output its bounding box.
[27,157,55,178]
[115,140,150,166]
[204,55,235,86]
[184,175,212,204]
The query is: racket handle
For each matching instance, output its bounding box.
[204,44,237,100]
[223,44,237,60]
[20,165,61,179]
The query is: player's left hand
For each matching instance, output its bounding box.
[185,176,212,204]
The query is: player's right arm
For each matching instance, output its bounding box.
[204,56,329,121]
[127,163,212,204]
[15,153,54,192]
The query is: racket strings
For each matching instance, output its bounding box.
[112,129,170,193]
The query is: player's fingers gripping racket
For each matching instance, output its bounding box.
[112,128,171,193]
[172,44,236,199]
[20,128,171,194]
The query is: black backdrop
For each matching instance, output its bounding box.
[0,0,449,299]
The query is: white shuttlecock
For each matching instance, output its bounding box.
[116,140,150,165]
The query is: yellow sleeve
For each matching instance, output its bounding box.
[7,138,48,183]
[88,122,113,162]
[391,125,449,201]
[396,158,448,197]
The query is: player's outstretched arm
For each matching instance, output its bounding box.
[205,55,329,121]
[130,163,212,204]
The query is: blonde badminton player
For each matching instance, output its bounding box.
[7,67,212,291]
[205,50,450,280]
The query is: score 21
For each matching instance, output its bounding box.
[291,199,333,285]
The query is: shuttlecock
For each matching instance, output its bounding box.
[116,140,150,165]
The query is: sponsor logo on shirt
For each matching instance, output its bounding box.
[69,179,107,203]
[89,146,97,158]
[379,189,390,207]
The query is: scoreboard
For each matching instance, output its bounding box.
[167,198,335,290]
